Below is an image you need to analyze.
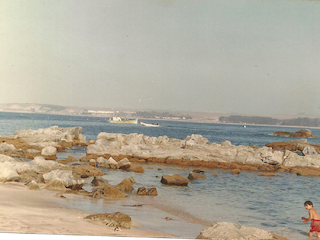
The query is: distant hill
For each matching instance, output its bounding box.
[219,115,320,127]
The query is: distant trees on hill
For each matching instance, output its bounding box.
[219,115,320,127]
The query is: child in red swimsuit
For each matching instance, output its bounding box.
[302,201,320,238]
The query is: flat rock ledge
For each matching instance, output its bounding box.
[86,132,320,176]
[84,212,132,229]
[197,222,288,240]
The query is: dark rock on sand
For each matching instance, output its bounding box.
[161,174,189,186]
[84,212,132,229]
[88,184,128,198]
[137,187,158,196]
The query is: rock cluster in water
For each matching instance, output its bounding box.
[86,131,320,176]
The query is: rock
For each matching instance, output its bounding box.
[43,169,84,189]
[89,159,96,166]
[126,177,135,183]
[25,180,40,190]
[0,164,21,182]
[72,164,105,179]
[41,146,57,160]
[302,145,318,156]
[115,179,134,192]
[212,173,219,177]
[96,157,107,167]
[271,129,316,138]
[161,174,189,186]
[188,172,207,180]
[89,185,128,198]
[128,164,144,173]
[14,126,86,148]
[118,158,131,170]
[105,157,118,169]
[91,176,109,186]
[196,222,273,240]
[0,142,17,153]
[19,171,44,184]
[193,169,205,174]
[58,156,78,164]
[84,212,132,229]
[43,180,67,191]
[231,169,240,174]
[257,173,277,177]
[137,187,157,196]
[295,167,320,177]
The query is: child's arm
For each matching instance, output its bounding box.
[302,210,314,223]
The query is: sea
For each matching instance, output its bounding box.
[1,111,320,239]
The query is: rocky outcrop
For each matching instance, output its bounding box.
[161,174,189,186]
[87,133,285,167]
[84,212,132,229]
[196,222,273,240]
[271,129,316,138]
[13,126,86,147]
[266,139,320,153]
[85,132,320,174]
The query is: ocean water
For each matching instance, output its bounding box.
[1,111,320,239]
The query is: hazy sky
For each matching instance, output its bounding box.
[1,0,320,116]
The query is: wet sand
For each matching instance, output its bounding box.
[0,182,176,239]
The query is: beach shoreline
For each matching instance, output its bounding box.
[0,182,176,239]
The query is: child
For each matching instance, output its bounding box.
[302,201,320,238]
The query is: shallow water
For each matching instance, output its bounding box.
[1,112,320,239]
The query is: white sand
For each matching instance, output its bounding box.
[0,182,175,239]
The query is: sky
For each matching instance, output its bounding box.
[1,0,320,116]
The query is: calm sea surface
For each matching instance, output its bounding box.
[1,112,320,239]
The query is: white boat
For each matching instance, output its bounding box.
[108,117,138,124]
[140,121,160,127]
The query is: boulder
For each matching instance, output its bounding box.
[89,185,128,198]
[84,212,132,229]
[0,142,17,153]
[302,145,318,156]
[115,178,134,192]
[43,169,84,189]
[41,146,57,160]
[72,164,104,179]
[137,187,157,196]
[231,169,240,174]
[96,157,107,167]
[196,222,273,240]
[25,180,40,190]
[161,174,189,186]
[0,164,21,182]
[128,164,144,173]
[118,158,131,170]
[106,157,119,169]
[188,172,207,180]
[43,180,67,191]
[91,176,109,186]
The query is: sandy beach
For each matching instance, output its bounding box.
[0,182,176,239]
